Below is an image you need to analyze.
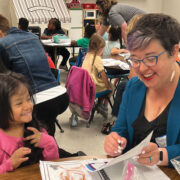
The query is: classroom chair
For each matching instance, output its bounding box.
[69,47,88,67]
[51,68,64,133]
[65,66,112,128]
[28,26,41,39]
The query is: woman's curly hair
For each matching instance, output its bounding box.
[96,0,117,17]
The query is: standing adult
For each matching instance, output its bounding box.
[0,14,69,136]
[96,0,145,44]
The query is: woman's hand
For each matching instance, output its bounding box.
[24,127,42,147]
[104,132,127,157]
[10,147,31,169]
[137,142,160,166]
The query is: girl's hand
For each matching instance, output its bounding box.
[10,147,31,169]
[137,142,160,166]
[24,127,42,147]
[104,132,127,157]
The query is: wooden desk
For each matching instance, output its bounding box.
[0,156,179,180]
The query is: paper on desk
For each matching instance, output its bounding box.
[97,131,153,170]
[40,160,93,180]
[102,58,130,70]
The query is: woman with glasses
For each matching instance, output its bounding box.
[104,13,180,167]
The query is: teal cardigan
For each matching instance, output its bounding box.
[112,77,180,166]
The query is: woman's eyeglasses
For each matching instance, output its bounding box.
[126,50,166,68]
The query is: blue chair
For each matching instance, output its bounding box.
[76,47,88,67]
[69,47,88,67]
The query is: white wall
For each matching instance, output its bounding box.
[162,0,180,22]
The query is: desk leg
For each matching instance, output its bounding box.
[72,47,75,58]
[54,47,58,68]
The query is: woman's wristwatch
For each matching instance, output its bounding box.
[157,148,163,165]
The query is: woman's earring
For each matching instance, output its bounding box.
[170,70,175,82]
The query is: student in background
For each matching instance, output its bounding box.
[82,33,112,119]
[18,18,29,32]
[95,18,108,41]
[103,26,129,56]
[0,72,59,174]
[101,14,143,135]
[71,22,96,48]
[41,18,70,71]
[69,23,96,65]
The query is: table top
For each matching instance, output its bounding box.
[41,39,80,48]
[0,156,179,180]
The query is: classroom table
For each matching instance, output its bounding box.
[41,39,80,67]
[0,156,179,180]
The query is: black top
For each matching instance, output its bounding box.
[43,28,65,36]
[132,97,171,147]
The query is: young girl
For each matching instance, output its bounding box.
[41,18,70,70]
[103,26,129,56]
[82,33,112,119]
[0,72,59,174]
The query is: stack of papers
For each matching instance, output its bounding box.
[102,58,130,70]
[39,132,170,180]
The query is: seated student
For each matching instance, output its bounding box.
[0,72,86,174]
[101,15,143,134]
[71,22,96,48]
[18,17,29,32]
[0,14,69,137]
[103,26,129,56]
[104,13,180,167]
[0,72,59,174]
[41,18,70,71]
[82,33,113,119]
[69,23,96,66]
[96,18,108,41]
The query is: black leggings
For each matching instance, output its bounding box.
[34,92,69,136]
[44,46,70,66]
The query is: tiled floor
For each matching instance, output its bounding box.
[54,65,113,156]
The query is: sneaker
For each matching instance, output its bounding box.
[59,65,68,71]
[69,115,78,127]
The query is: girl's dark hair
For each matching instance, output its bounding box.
[109,26,123,48]
[84,23,96,38]
[0,72,43,166]
[96,0,117,17]
[88,33,105,70]
[50,18,62,30]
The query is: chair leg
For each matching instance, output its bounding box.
[55,119,64,133]
[87,102,98,128]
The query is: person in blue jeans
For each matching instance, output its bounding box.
[0,14,69,137]
[42,18,70,71]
